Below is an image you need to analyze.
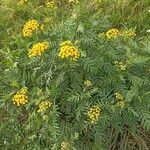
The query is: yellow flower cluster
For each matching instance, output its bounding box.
[84,80,92,87]
[28,42,49,58]
[114,61,128,71]
[37,100,52,113]
[114,92,125,109]
[87,105,101,124]
[116,101,125,109]
[61,142,69,150]
[99,28,136,39]
[13,87,28,106]
[45,0,57,9]
[105,28,119,39]
[98,32,105,38]
[58,40,80,61]
[114,92,124,101]
[122,30,136,37]
[22,19,39,37]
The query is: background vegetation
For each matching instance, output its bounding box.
[0,0,150,150]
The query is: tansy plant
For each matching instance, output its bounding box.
[1,0,150,150]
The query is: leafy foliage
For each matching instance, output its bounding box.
[0,0,150,149]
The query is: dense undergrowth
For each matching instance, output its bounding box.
[0,0,150,150]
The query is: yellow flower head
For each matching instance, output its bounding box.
[61,142,69,150]
[87,105,101,124]
[122,30,136,38]
[114,92,124,101]
[22,19,39,37]
[58,40,80,61]
[105,28,119,39]
[45,0,57,9]
[84,80,92,87]
[28,42,49,58]
[13,87,28,106]
[37,100,52,112]
[116,101,125,109]
[114,61,128,71]
[98,32,105,38]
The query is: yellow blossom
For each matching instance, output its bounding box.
[116,101,125,109]
[114,92,125,109]
[22,19,39,37]
[45,0,57,9]
[61,142,69,150]
[98,32,105,38]
[37,101,52,113]
[122,30,136,37]
[28,42,49,58]
[58,40,80,61]
[87,105,101,124]
[84,80,92,87]
[13,87,28,106]
[114,61,128,71]
[119,63,127,70]
[105,28,119,39]
[114,92,124,101]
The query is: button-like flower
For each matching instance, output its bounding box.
[58,40,80,61]
[37,100,52,113]
[116,101,125,109]
[28,42,49,58]
[22,19,39,37]
[121,30,136,37]
[114,61,128,71]
[105,28,119,39]
[114,92,125,109]
[13,87,28,106]
[61,142,69,150]
[45,0,57,9]
[114,92,124,101]
[87,105,101,124]
[84,80,92,87]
